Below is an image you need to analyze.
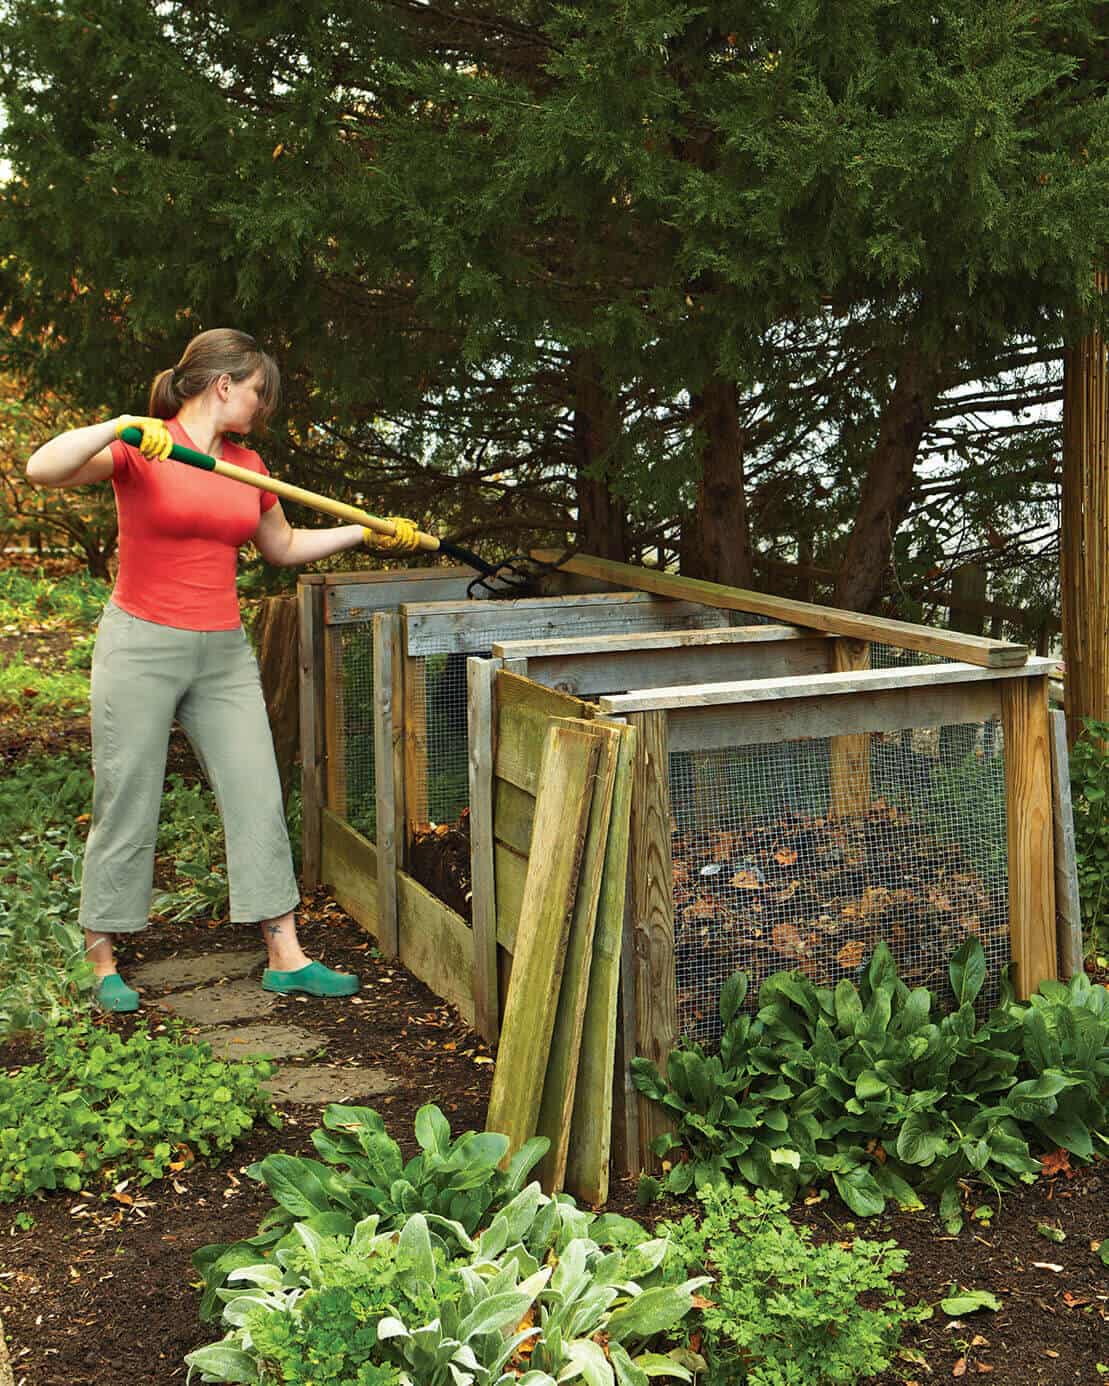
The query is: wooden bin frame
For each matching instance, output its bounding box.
[301,555,1074,1178]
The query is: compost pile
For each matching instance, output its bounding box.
[672,798,1006,1040]
[409,810,473,923]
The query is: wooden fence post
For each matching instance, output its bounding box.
[404,652,429,844]
[373,613,402,959]
[297,579,325,890]
[1049,709,1084,979]
[1002,675,1058,997]
[829,637,871,817]
[467,656,500,1043]
[627,710,677,1172]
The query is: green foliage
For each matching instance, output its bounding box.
[0,653,89,717]
[1069,719,1109,955]
[0,752,97,1036]
[634,941,1109,1228]
[0,567,110,627]
[0,1014,281,1203]
[189,1176,707,1386]
[659,1185,927,1385]
[151,773,230,924]
[193,1102,550,1320]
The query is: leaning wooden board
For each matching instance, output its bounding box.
[486,723,601,1156]
[531,551,1030,669]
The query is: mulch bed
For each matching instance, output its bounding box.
[1,890,1106,1386]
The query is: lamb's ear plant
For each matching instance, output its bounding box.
[193,1103,550,1320]
[634,939,1109,1229]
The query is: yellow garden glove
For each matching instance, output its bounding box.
[364,517,421,554]
[115,415,173,461]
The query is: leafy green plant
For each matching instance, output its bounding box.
[0,1014,281,1202]
[193,1103,550,1319]
[189,1183,708,1386]
[659,1185,927,1385]
[151,773,230,923]
[1069,718,1109,955]
[634,940,1109,1229]
[0,567,110,627]
[0,653,89,716]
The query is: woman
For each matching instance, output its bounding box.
[26,328,420,1012]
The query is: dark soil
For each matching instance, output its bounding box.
[408,811,473,922]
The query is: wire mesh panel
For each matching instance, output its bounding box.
[328,621,376,839]
[407,652,482,828]
[669,721,1008,1045]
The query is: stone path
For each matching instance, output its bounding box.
[130,949,396,1104]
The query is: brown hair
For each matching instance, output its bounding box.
[148,328,280,428]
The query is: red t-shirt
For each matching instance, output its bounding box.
[109,416,277,631]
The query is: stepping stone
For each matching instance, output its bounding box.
[131,948,267,992]
[156,979,277,1024]
[262,1064,397,1104]
[194,1023,321,1061]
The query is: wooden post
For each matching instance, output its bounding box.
[611,881,642,1178]
[1001,676,1058,997]
[404,652,429,842]
[627,710,677,1171]
[467,657,500,1043]
[828,638,871,817]
[297,579,325,890]
[373,613,401,959]
[1062,272,1109,747]
[1049,709,1084,980]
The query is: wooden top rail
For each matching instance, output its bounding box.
[597,656,1058,715]
[492,623,825,659]
[531,552,1031,670]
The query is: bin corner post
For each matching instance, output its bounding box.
[1002,675,1058,998]
[1048,707,1084,979]
[468,656,500,1045]
[297,578,325,891]
[373,612,402,960]
[829,637,872,818]
[627,709,677,1173]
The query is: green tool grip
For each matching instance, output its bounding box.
[118,426,217,470]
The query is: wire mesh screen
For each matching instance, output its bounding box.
[869,642,946,669]
[407,653,482,828]
[329,622,376,839]
[669,722,1008,1046]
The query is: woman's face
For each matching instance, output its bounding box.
[221,369,267,433]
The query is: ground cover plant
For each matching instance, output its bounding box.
[0,1012,280,1202]
[1069,717,1109,958]
[634,940,1109,1229]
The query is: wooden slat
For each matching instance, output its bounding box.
[321,809,476,1026]
[565,720,638,1205]
[494,670,595,794]
[405,592,728,654]
[1049,709,1083,980]
[325,568,483,624]
[492,777,536,856]
[493,623,821,659]
[666,681,1005,752]
[533,551,1030,669]
[1002,677,1058,998]
[486,724,601,1158]
[322,564,479,588]
[509,636,833,698]
[537,721,621,1192]
[598,656,1058,715]
[372,613,400,959]
[828,638,872,817]
[494,841,529,953]
[467,657,499,1042]
[611,882,641,1178]
[627,711,677,1173]
[403,654,428,838]
[297,579,325,890]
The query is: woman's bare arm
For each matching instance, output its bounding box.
[26,419,124,487]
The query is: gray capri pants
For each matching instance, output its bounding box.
[78,601,300,933]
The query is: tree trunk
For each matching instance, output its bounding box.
[1061,273,1109,747]
[572,350,627,560]
[833,349,946,612]
[679,376,753,587]
[252,595,301,806]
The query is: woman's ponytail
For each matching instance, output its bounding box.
[148,368,181,419]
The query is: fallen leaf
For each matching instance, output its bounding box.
[730,869,763,890]
[1039,1149,1073,1179]
[774,848,798,866]
[837,939,866,970]
[953,1358,967,1378]
[975,1364,994,1374]
[1031,1262,1064,1273]
[771,922,806,955]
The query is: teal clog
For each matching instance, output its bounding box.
[261,961,360,997]
[95,973,140,1013]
